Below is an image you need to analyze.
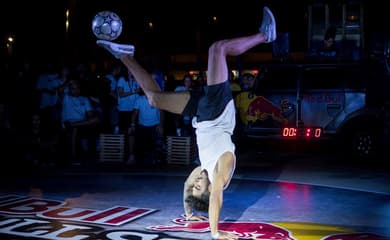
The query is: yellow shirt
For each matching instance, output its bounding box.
[234,91,254,125]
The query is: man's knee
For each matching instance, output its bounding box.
[145,91,158,108]
[208,40,227,57]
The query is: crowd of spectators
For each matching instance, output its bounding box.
[0,58,256,170]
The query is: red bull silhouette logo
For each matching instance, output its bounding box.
[147,217,296,239]
[147,217,390,240]
[247,96,294,127]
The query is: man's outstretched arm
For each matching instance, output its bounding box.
[208,173,224,238]
[208,152,237,240]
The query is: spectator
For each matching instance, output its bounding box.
[60,80,100,164]
[318,25,338,57]
[229,70,241,98]
[102,61,123,132]
[131,89,164,165]
[117,70,140,164]
[36,63,62,131]
[240,72,255,91]
[174,74,194,136]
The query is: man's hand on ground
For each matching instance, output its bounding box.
[212,230,238,240]
[186,214,208,221]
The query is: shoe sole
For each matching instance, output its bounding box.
[264,7,276,42]
[97,40,135,56]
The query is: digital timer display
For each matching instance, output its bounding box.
[282,127,322,138]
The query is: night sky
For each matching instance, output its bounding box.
[0,1,308,62]
[0,0,387,64]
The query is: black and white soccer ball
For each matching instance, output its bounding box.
[92,11,122,41]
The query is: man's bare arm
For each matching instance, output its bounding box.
[208,172,224,237]
[208,152,237,239]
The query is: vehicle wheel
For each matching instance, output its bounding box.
[349,130,380,160]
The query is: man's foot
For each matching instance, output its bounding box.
[259,6,276,43]
[96,40,135,59]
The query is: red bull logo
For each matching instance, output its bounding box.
[147,217,296,239]
[1,195,389,239]
[147,216,390,240]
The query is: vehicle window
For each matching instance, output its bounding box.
[254,65,298,95]
[301,65,366,90]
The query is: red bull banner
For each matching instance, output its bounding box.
[0,195,389,240]
[147,216,390,240]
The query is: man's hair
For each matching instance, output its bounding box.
[184,178,211,213]
[185,192,210,212]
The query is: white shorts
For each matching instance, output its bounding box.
[192,99,236,186]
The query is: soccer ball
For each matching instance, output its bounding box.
[92,11,123,41]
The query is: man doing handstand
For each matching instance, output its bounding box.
[96,6,276,239]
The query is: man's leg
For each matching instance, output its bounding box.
[97,40,161,93]
[121,54,191,114]
[204,7,277,240]
[120,55,161,92]
[206,6,276,86]
[97,41,190,114]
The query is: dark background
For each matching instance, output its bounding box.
[0,0,387,64]
[0,1,310,63]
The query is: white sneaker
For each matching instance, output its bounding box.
[259,6,277,43]
[96,40,135,59]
